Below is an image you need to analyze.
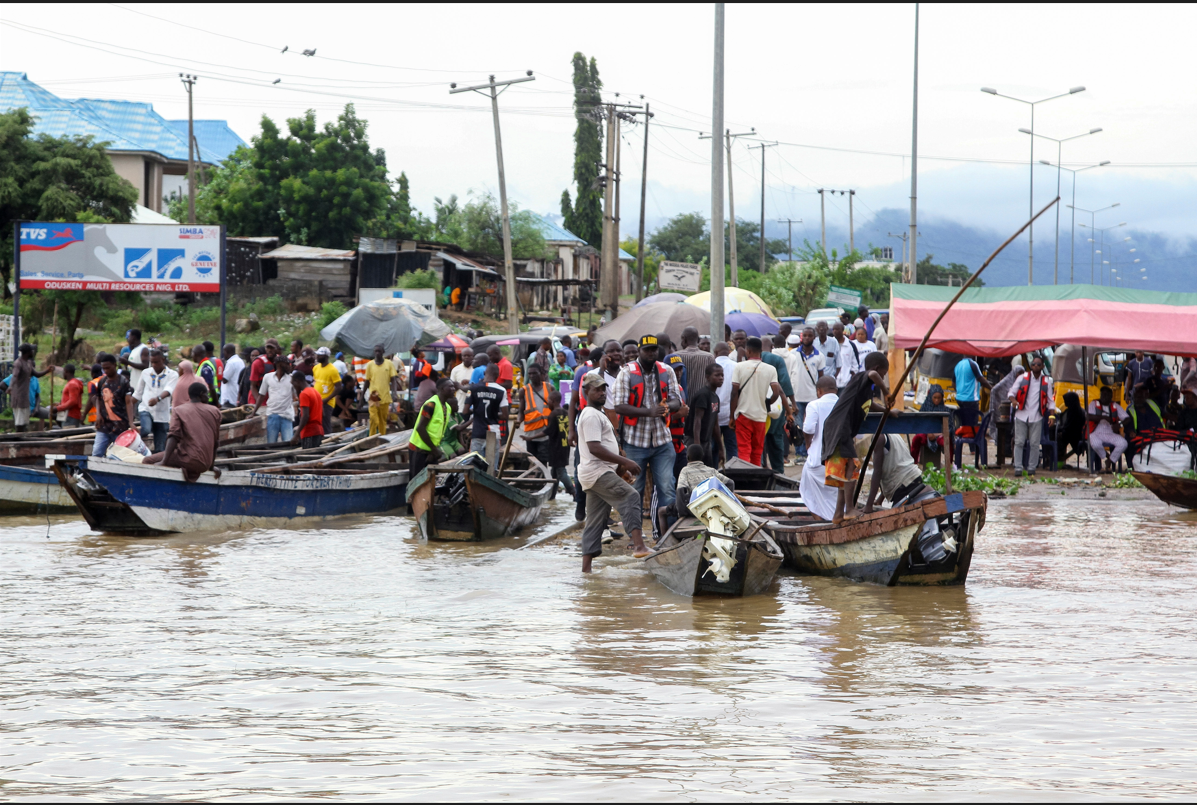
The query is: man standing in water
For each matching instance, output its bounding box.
[576,372,650,572]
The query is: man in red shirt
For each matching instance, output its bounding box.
[56,363,85,427]
[249,338,279,405]
[485,344,514,401]
[293,370,325,449]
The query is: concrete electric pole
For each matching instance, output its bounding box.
[450,72,535,334]
[710,4,725,346]
[777,218,802,263]
[701,127,753,286]
[635,101,652,303]
[909,4,919,284]
[818,189,826,257]
[180,73,197,223]
[749,142,777,272]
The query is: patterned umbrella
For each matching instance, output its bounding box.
[423,333,471,353]
[685,288,776,318]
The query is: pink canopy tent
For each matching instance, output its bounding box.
[891,284,1197,358]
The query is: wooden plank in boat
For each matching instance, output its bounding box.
[768,491,986,547]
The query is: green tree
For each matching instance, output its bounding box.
[456,192,548,259]
[168,143,254,224]
[916,254,978,287]
[365,172,434,240]
[0,108,139,357]
[620,237,661,295]
[560,53,604,247]
[759,262,830,316]
[196,105,395,249]
[649,212,709,263]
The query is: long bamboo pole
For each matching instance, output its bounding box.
[851,196,1060,506]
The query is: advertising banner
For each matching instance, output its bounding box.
[827,284,862,313]
[18,222,223,292]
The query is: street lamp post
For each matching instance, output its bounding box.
[1081,220,1126,285]
[982,85,1085,285]
[1073,202,1120,283]
[1050,160,1110,283]
[1022,126,1102,284]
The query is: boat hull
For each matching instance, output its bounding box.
[1133,471,1197,509]
[645,523,784,597]
[769,491,986,587]
[0,463,77,511]
[406,457,553,542]
[54,458,406,535]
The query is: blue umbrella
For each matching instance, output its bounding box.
[726,311,781,338]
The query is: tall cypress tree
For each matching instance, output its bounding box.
[561,53,603,247]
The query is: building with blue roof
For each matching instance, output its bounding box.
[0,72,245,212]
[518,213,636,310]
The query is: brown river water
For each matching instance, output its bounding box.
[3,498,1197,800]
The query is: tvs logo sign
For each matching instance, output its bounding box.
[191,251,217,276]
[19,223,84,252]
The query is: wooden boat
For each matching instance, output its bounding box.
[747,489,987,586]
[50,455,407,535]
[0,417,268,515]
[720,456,800,491]
[1133,472,1197,509]
[405,451,554,542]
[645,516,784,597]
[0,462,76,511]
[0,416,265,467]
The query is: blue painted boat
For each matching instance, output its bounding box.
[0,462,78,512]
[51,457,408,535]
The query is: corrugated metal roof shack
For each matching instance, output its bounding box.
[259,244,356,298]
[226,236,279,286]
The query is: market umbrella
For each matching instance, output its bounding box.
[725,311,782,338]
[685,288,776,318]
[320,298,451,357]
[592,301,711,347]
[424,333,470,354]
[634,292,689,307]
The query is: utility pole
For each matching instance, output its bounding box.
[749,142,777,272]
[848,189,855,254]
[602,105,618,318]
[909,4,919,284]
[818,189,826,257]
[710,3,725,346]
[701,127,753,286]
[888,231,909,278]
[450,71,536,334]
[777,218,801,263]
[180,73,197,223]
[635,101,652,303]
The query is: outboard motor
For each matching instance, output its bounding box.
[688,477,752,583]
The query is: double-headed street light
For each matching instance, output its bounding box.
[1073,203,1121,283]
[1080,220,1126,286]
[982,85,1086,285]
[1025,128,1102,284]
[1033,145,1106,284]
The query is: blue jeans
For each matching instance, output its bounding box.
[266,414,294,443]
[92,431,116,457]
[139,411,169,453]
[625,441,677,523]
[793,401,809,456]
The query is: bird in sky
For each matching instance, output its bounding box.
[302,48,316,57]
[281,45,288,54]
[272,78,281,85]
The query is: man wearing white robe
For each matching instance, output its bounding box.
[799,375,840,520]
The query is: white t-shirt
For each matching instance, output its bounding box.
[576,406,621,490]
[801,392,839,467]
[221,354,245,406]
[333,359,349,376]
[715,355,737,426]
[853,339,877,361]
[133,366,178,423]
[731,359,778,423]
[789,347,825,404]
[127,343,149,391]
[259,372,296,419]
[450,361,473,410]
[836,339,860,387]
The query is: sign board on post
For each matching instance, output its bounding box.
[657,260,702,293]
[827,284,862,313]
[17,222,223,292]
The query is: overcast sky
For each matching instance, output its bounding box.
[4,3,1197,253]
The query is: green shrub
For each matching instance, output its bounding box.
[318,301,347,329]
[137,305,175,333]
[395,268,440,290]
[922,465,1020,497]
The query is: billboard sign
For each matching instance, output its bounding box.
[827,284,862,313]
[657,260,702,292]
[18,222,223,292]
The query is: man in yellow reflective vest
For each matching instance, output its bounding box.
[409,378,456,480]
